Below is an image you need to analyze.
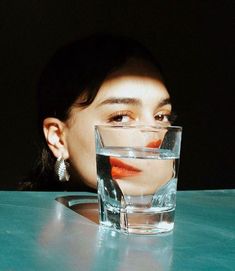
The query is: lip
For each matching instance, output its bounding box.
[109,157,142,179]
[146,139,162,148]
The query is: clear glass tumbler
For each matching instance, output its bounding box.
[95,125,182,234]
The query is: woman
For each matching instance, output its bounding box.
[21,34,176,191]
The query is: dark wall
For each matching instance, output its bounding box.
[1,1,234,190]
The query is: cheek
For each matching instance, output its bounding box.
[67,126,98,188]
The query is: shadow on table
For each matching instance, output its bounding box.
[55,194,99,224]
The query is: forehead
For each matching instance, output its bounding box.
[93,58,169,103]
[93,74,169,105]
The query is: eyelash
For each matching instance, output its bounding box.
[107,111,134,123]
[154,112,177,124]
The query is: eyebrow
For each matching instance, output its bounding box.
[158,97,171,107]
[97,97,141,107]
[97,97,171,108]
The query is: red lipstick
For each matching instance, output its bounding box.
[109,157,142,179]
[146,139,161,148]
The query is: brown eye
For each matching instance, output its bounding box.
[154,113,171,123]
[108,111,134,124]
[155,114,165,121]
[112,115,129,122]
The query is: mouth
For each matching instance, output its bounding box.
[146,139,162,148]
[109,157,142,179]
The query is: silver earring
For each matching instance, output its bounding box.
[54,156,70,182]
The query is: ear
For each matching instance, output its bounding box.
[43,118,69,160]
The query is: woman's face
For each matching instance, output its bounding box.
[63,61,172,189]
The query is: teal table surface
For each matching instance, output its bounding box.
[0,190,234,271]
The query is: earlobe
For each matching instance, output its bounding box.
[43,118,69,159]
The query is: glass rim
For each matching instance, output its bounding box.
[95,124,182,130]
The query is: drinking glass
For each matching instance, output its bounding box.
[95,125,182,234]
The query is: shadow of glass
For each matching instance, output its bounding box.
[55,194,99,224]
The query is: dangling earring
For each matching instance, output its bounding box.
[54,156,70,182]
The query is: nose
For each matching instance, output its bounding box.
[139,113,156,126]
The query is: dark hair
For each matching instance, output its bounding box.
[21,33,167,191]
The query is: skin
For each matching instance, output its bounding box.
[43,59,173,192]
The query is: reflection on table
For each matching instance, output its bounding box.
[0,190,234,270]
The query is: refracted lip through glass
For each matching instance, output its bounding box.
[110,156,142,179]
[95,125,182,234]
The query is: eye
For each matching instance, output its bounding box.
[154,112,176,124]
[107,111,134,124]
[155,113,169,122]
